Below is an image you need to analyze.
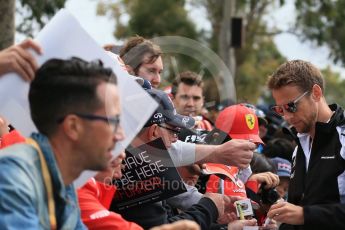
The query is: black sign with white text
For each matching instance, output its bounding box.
[110,138,186,211]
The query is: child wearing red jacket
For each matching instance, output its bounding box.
[0,117,25,149]
[203,104,279,226]
[77,152,143,230]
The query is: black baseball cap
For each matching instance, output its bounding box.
[144,89,195,129]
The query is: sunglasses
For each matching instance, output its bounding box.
[157,124,181,136]
[270,91,309,116]
[58,113,121,134]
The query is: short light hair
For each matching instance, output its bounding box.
[267,60,324,92]
[171,71,204,96]
[120,36,162,75]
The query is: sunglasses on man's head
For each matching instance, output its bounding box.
[270,91,309,116]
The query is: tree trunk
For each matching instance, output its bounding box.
[0,0,15,50]
[219,0,236,77]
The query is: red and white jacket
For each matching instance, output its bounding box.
[0,130,25,149]
[77,178,143,230]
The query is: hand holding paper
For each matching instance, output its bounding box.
[0,9,158,187]
[0,39,42,81]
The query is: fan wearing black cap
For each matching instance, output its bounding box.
[115,89,255,230]
[119,36,256,170]
[133,89,195,149]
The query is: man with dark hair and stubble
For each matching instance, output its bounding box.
[266,60,345,230]
[0,57,124,229]
[171,71,213,131]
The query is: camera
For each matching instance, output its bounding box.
[259,183,280,205]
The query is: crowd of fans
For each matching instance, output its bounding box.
[0,34,344,230]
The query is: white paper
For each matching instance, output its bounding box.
[243,227,259,230]
[0,9,157,187]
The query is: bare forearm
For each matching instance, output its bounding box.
[194,139,255,168]
[194,144,216,164]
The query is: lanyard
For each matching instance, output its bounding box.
[26,138,57,230]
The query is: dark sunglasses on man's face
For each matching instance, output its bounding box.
[270,91,309,116]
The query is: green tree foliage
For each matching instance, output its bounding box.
[97,0,202,84]
[17,0,66,36]
[100,0,287,104]
[98,0,197,39]
[0,0,66,49]
[198,0,286,103]
[294,0,345,65]
[235,37,286,103]
[322,67,345,108]
[99,0,345,106]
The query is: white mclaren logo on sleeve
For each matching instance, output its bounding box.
[90,210,110,219]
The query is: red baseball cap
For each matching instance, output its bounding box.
[215,104,263,144]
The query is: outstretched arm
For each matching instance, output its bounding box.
[195,139,255,168]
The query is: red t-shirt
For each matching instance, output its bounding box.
[77,178,143,230]
[0,130,25,149]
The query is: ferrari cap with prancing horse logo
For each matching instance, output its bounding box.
[215,104,263,144]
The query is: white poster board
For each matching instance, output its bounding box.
[0,9,157,187]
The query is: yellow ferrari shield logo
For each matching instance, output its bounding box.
[245,114,255,130]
